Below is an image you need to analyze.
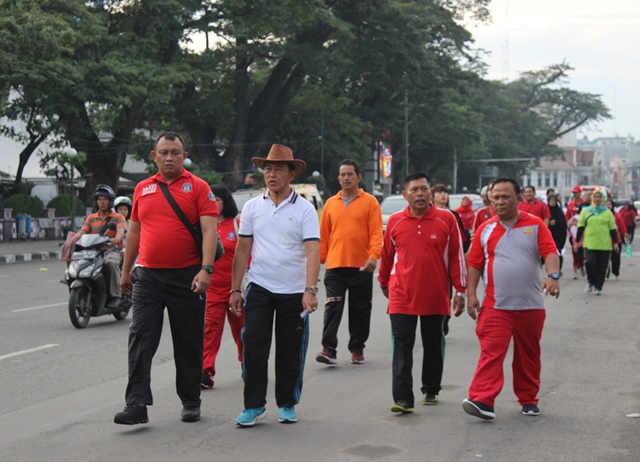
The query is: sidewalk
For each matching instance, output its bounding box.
[0,238,62,264]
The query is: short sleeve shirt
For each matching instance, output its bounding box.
[238,188,320,294]
[80,211,127,248]
[468,212,557,310]
[518,199,551,221]
[131,170,219,268]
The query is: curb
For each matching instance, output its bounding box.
[0,251,61,265]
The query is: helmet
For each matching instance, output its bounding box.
[114,196,132,218]
[93,184,116,208]
[114,196,132,208]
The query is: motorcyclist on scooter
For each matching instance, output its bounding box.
[74,185,127,309]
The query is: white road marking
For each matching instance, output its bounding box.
[0,344,59,361]
[11,302,66,313]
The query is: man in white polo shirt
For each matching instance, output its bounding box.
[229,144,320,427]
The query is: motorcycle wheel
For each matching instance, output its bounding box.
[69,287,91,329]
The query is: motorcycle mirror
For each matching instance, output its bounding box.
[100,221,118,236]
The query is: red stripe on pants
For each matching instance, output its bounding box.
[468,307,545,407]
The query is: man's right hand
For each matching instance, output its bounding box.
[467,294,480,321]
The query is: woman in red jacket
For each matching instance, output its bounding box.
[618,202,637,244]
[455,196,475,241]
[201,185,244,388]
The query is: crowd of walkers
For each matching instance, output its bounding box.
[110,133,634,428]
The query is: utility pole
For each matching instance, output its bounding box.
[453,148,458,193]
[404,89,409,178]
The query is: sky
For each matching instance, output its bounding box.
[2,1,639,178]
[466,0,640,141]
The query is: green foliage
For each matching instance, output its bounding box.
[46,194,72,217]
[2,0,610,197]
[3,194,44,218]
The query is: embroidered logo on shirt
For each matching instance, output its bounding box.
[208,192,216,201]
[182,183,193,192]
[431,234,437,239]
[524,227,533,235]
[142,184,157,196]
[228,231,237,241]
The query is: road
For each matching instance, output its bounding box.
[0,256,639,461]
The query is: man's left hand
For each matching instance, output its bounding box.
[540,278,560,298]
[191,270,211,294]
[452,295,466,317]
[360,258,377,273]
[302,292,318,314]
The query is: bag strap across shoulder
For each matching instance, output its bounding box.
[158,182,199,239]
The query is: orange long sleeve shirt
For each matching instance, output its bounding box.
[320,189,383,269]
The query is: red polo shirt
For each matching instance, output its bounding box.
[131,170,219,268]
[518,199,550,222]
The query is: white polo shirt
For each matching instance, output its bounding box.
[239,187,320,294]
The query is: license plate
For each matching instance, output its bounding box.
[72,250,98,259]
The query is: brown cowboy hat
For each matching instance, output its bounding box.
[252,144,306,178]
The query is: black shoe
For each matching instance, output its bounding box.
[181,406,201,422]
[462,398,495,420]
[522,404,540,416]
[389,400,414,414]
[114,403,148,425]
[421,393,439,405]
[201,371,214,389]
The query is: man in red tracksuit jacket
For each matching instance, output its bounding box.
[379,172,467,414]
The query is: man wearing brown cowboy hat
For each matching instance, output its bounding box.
[229,144,320,426]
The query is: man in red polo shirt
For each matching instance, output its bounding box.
[462,178,560,421]
[519,185,550,226]
[379,172,466,414]
[114,132,219,426]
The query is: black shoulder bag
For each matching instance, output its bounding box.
[158,182,224,262]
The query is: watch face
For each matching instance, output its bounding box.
[549,272,559,280]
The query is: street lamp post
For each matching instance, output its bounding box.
[66,147,78,232]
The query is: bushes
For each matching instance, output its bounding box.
[46,194,73,217]
[3,194,45,218]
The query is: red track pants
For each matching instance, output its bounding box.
[203,298,244,376]
[468,307,545,407]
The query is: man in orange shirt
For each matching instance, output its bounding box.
[316,160,383,365]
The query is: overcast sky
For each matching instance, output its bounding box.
[467,0,640,141]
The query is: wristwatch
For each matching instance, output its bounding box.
[201,265,214,274]
[305,286,319,295]
[455,291,467,299]
[547,272,560,280]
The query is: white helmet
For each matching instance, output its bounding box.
[114,196,132,208]
[114,196,132,218]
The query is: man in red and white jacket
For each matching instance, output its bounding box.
[379,172,466,414]
[462,178,560,421]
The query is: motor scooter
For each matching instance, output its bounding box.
[64,222,131,328]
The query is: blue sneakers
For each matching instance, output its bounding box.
[235,407,267,427]
[278,406,297,423]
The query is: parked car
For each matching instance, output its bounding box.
[448,193,483,211]
[232,183,324,217]
[380,194,406,232]
[232,189,264,214]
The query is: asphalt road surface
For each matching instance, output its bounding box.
[1,254,639,461]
